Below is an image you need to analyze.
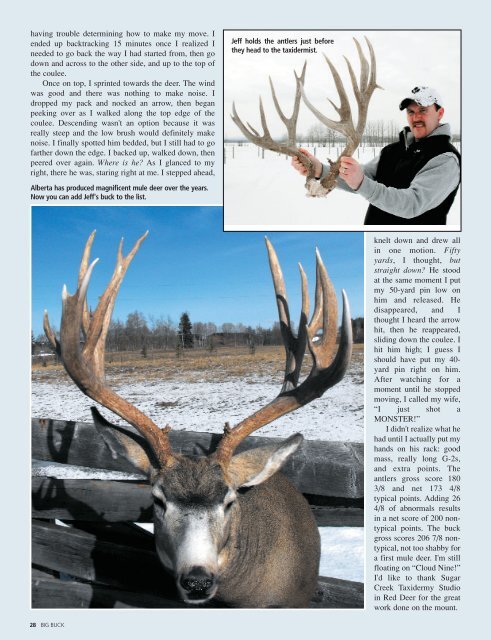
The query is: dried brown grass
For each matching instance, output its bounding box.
[32,344,364,384]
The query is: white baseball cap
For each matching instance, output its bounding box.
[399,86,443,110]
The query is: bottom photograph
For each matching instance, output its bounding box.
[31,205,364,608]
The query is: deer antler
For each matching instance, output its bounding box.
[230,37,380,198]
[214,238,352,466]
[231,62,315,176]
[43,231,176,468]
[300,37,381,196]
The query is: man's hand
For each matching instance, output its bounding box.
[339,156,364,190]
[291,148,322,178]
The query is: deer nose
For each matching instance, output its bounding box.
[180,567,216,600]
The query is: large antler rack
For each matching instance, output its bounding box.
[231,36,381,198]
[231,62,315,177]
[43,231,176,468]
[214,238,352,467]
[300,37,381,197]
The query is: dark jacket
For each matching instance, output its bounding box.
[364,127,461,225]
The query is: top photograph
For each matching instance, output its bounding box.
[223,30,461,232]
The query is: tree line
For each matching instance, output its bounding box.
[303,120,401,148]
[227,120,461,148]
[32,311,364,356]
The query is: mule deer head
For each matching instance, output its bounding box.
[44,232,352,607]
[231,37,381,197]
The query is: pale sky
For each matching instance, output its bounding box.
[224,30,461,139]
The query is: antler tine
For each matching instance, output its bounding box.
[214,242,352,467]
[78,229,96,337]
[306,251,325,338]
[265,237,309,393]
[232,100,298,158]
[258,97,277,147]
[44,233,97,349]
[44,231,175,468]
[306,249,339,369]
[323,54,355,133]
[269,61,307,147]
[346,37,381,137]
[232,100,275,151]
[361,36,380,93]
[84,232,148,376]
[43,310,59,353]
[301,36,380,196]
[300,53,357,152]
[347,39,367,101]
[232,67,314,174]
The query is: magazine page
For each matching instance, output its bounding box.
[4,1,488,638]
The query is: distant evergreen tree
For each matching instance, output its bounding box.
[178,312,194,349]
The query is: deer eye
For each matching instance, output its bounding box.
[224,498,236,513]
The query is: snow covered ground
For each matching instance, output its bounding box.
[224,143,461,231]
[32,366,363,442]
[320,528,364,583]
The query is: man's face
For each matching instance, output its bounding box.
[406,102,444,140]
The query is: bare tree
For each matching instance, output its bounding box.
[125,311,149,351]
[149,314,176,350]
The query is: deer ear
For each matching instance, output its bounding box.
[91,407,156,476]
[227,434,303,489]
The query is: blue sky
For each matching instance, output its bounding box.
[32,206,364,336]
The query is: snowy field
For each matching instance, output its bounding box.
[32,362,363,442]
[32,353,364,586]
[224,143,461,231]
